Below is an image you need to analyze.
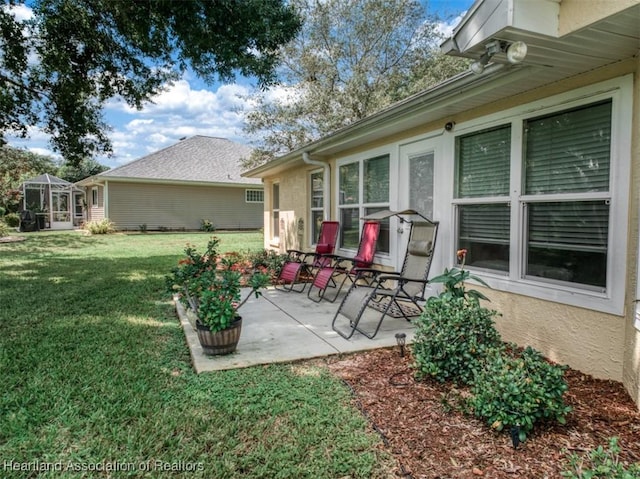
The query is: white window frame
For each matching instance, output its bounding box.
[450,76,632,315]
[271,182,280,243]
[309,170,324,245]
[336,149,393,262]
[245,189,264,203]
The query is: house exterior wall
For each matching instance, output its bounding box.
[86,185,105,223]
[622,54,640,406]
[258,59,640,405]
[558,0,638,36]
[106,182,263,231]
[264,166,314,252]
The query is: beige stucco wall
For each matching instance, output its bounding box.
[558,0,639,37]
[622,54,640,405]
[487,288,625,380]
[264,165,314,252]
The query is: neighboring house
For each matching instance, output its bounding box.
[244,0,640,406]
[77,136,264,231]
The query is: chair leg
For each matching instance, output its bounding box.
[332,286,374,339]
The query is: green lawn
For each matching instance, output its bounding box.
[0,231,391,478]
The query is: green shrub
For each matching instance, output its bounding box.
[412,296,502,385]
[84,218,115,234]
[470,346,571,442]
[0,219,9,238]
[200,218,215,232]
[4,212,20,228]
[246,248,288,281]
[562,437,640,478]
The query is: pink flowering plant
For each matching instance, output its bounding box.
[167,237,270,333]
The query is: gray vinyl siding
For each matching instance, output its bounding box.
[107,182,263,230]
[87,186,105,222]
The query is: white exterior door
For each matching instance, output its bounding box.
[398,138,440,295]
[51,191,73,229]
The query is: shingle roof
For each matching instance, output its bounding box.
[99,136,260,185]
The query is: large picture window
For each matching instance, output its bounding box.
[454,99,613,293]
[522,100,611,289]
[338,155,390,253]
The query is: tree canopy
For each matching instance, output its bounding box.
[242,0,469,167]
[0,0,301,165]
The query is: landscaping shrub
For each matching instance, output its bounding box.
[470,346,571,443]
[200,218,215,232]
[4,212,20,228]
[413,249,502,385]
[562,437,640,478]
[0,219,9,237]
[246,248,288,282]
[412,295,502,385]
[84,218,115,234]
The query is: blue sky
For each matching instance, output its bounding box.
[7,0,474,169]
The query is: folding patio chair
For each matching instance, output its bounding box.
[307,220,380,303]
[274,220,340,292]
[331,212,438,339]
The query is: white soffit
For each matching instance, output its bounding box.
[441,0,560,55]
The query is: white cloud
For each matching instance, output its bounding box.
[4,3,34,21]
[101,79,256,167]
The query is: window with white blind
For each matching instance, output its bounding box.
[453,93,626,311]
[522,100,612,289]
[455,125,511,272]
[338,154,390,253]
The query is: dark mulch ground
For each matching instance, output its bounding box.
[327,348,640,478]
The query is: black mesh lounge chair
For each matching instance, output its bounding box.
[274,221,340,292]
[331,211,438,339]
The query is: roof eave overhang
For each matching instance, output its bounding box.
[76,176,262,189]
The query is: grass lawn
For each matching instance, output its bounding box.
[0,231,391,478]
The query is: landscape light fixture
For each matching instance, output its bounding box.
[470,40,528,74]
[395,332,406,357]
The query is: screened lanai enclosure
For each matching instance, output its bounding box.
[20,174,85,230]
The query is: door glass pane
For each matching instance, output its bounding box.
[524,101,611,194]
[456,125,511,198]
[364,155,389,203]
[339,163,359,205]
[340,208,360,249]
[527,201,608,288]
[458,203,510,271]
[409,152,434,218]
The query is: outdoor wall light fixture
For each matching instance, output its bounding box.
[470,40,528,74]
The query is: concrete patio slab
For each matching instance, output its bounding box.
[176,287,418,373]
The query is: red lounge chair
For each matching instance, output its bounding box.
[307,220,380,303]
[275,220,340,292]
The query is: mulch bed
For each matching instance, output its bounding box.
[327,348,640,478]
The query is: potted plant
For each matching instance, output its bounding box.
[167,237,270,355]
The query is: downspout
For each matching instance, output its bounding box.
[302,152,330,221]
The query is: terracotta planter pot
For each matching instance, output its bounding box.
[195,316,242,355]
